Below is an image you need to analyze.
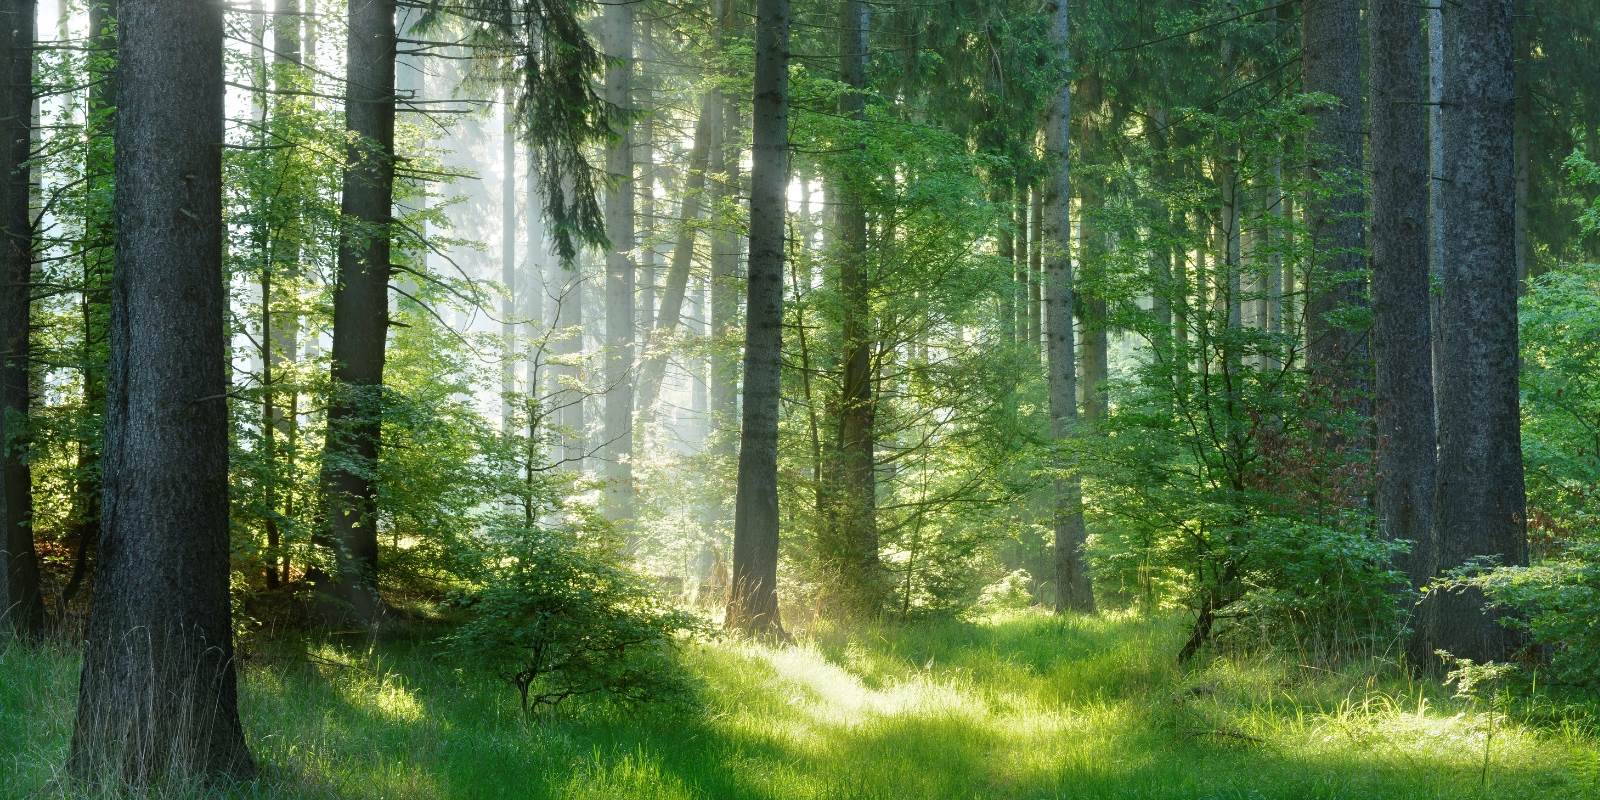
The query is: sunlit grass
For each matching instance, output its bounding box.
[2,610,1597,798]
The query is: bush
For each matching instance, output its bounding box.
[1438,543,1600,685]
[444,524,705,713]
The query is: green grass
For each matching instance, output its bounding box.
[4,610,1597,799]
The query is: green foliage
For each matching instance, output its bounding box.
[443,522,704,713]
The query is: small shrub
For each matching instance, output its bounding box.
[444,525,705,713]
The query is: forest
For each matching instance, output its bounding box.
[2,0,1600,796]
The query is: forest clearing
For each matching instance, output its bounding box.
[6,612,1598,799]
[3,0,1600,795]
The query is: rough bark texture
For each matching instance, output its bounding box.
[1302,0,1370,398]
[1371,0,1438,590]
[1428,2,1445,430]
[727,0,789,638]
[0,0,42,639]
[1428,0,1527,663]
[602,0,636,524]
[821,0,882,620]
[315,0,395,623]
[1044,0,1093,614]
[69,0,252,779]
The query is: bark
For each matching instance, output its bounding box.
[314,0,396,623]
[634,96,716,419]
[1302,0,1370,400]
[727,0,789,638]
[1428,0,1527,663]
[1029,181,1043,358]
[820,0,882,620]
[709,77,742,469]
[1044,0,1093,614]
[69,0,252,779]
[997,182,1016,344]
[0,0,42,639]
[602,0,636,523]
[1428,0,1445,426]
[1371,0,1438,590]
[637,17,658,334]
[502,88,518,434]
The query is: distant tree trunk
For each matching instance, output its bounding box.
[997,182,1016,344]
[554,263,586,470]
[602,0,636,524]
[820,0,881,620]
[634,96,715,419]
[1044,0,1093,614]
[1371,0,1437,591]
[0,0,42,640]
[1076,76,1109,425]
[637,17,658,334]
[69,0,252,778]
[315,0,396,623]
[709,49,742,483]
[1427,0,1527,663]
[1028,181,1043,358]
[502,87,519,434]
[727,0,789,638]
[1302,0,1369,405]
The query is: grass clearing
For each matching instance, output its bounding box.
[3,610,1596,799]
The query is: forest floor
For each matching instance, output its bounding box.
[3,610,1598,799]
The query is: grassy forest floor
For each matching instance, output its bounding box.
[3,610,1598,799]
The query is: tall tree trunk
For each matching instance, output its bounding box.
[315,0,396,623]
[1029,181,1043,359]
[602,0,636,524]
[1427,0,1527,663]
[821,0,881,620]
[69,0,252,778]
[709,59,742,487]
[634,96,716,419]
[1044,0,1093,614]
[554,264,586,471]
[1428,0,1445,427]
[637,17,658,335]
[727,0,790,638]
[997,182,1016,344]
[1371,0,1438,592]
[1303,0,1370,404]
[0,0,42,640]
[502,87,518,434]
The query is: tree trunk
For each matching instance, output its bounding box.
[1029,181,1044,359]
[1428,0,1445,429]
[1427,0,1527,663]
[1371,0,1438,591]
[727,0,789,638]
[709,61,742,479]
[997,182,1016,345]
[1302,0,1370,402]
[314,0,396,623]
[821,0,881,620]
[602,0,636,524]
[502,87,519,434]
[69,0,252,778]
[0,0,42,640]
[1044,0,1093,614]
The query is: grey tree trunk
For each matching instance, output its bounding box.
[998,183,1016,345]
[709,69,743,475]
[1427,0,1527,663]
[821,0,882,620]
[727,0,790,638]
[1428,1,1445,425]
[1044,0,1093,614]
[1029,182,1043,358]
[69,0,252,778]
[1302,0,1370,400]
[602,0,636,524]
[315,0,396,623]
[0,0,42,639]
[502,88,518,434]
[1371,0,1438,591]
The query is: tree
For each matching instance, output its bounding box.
[69,0,252,779]
[1043,0,1092,614]
[315,0,397,623]
[1369,0,1437,590]
[602,0,637,524]
[0,0,42,640]
[727,0,789,638]
[1426,0,1528,663]
[1302,0,1368,403]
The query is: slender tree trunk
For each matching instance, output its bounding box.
[1029,181,1044,358]
[727,0,790,638]
[997,182,1016,345]
[554,264,586,471]
[709,60,742,482]
[1302,0,1370,403]
[1044,0,1093,614]
[1371,0,1438,592]
[69,0,252,778]
[0,0,42,640]
[502,87,518,433]
[602,0,636,524]
[634,96,716,418]
[1428,0,1445,425]
[821,0,882,620]
[315,0,396,623]
[637,17,658,334]
[1427,0,1527,663]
